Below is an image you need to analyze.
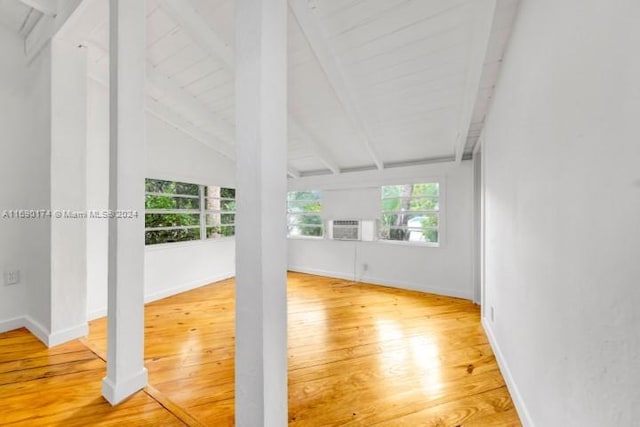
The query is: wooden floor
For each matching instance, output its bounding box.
[0,272,521,426]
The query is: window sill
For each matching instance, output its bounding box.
[287,235,325,241]
[286,236,440,248]
[376,239,440,248]
[145,236,235,251]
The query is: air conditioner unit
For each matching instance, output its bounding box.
[328,219,376,241]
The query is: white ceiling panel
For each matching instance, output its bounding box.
[8,0,519,175]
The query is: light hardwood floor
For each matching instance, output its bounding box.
[0,272,521,426]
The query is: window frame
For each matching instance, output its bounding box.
[145,179,236,246]
[379,181,444,247]
[286,190,324,239]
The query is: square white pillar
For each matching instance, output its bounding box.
[102,0,148,405]
[235,0,289,425]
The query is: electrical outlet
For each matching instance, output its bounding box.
[362,263,368,271]
[4,270,20,286]
[490,306,495,322]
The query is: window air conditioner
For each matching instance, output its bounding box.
[328,219,376,241]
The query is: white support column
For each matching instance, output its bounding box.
[235,0,288,425]
[102,0,148,406]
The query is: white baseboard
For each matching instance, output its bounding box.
[48,322,89,347]
[0,316,26,334]
[88,308,107,321]
[102,368,148,405]
[144,272,235,304]
[288,266,473,300]
[2,315,88,348]
[23,316,51,346]
[482,318,535,427]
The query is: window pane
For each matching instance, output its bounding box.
[206,225,235,238]
[288,225,323,237]
[145,179,199,196]
[145,228,200,245]
[382,183,439,199]
[412,183,439,197]
[287,191,321,201]
[221,188,235,198]
[145,213,200,228]
[145,195,200,210]
[204,198,236,211]
[382,185,413,198]
[409,197,439,211]
[204,185,220,198]
[205,213,235,226]
[381,213,438,227]
[221,200,236,212]
[205,186,236,199]
[287,200,322,213]
[381,197,439,212]
[288,214,323,226]
[379,226,438,243]
[286,190,322,238]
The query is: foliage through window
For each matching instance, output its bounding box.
[380,183,440,244]
[287,191,323,238]
[145,179,235,245]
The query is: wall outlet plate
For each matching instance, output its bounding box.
[4,270,20,286]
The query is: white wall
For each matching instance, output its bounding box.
[482,1,640,425]
[49,39,88,344]
[0,26,34,331]
[141,115,237,312]
[288,162,474,299]
[86,79,237,318]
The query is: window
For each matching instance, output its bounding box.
[287,191,323,238]
[203,185,236,239]
[145,179,236,245]
[380,182,440,245]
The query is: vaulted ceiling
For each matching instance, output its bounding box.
[0,0,520,178]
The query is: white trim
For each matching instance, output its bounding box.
[0,317,26,334]
[288,267,473,300]
[0,316,87,347]
[144,236,235,251]
[19,0,58,17]
[48,323,89,347]
[23,316,50,346]
[286,235,324,241]
[102,368,148,405]
[482,318,535,427]
[454,0,497,163]
[144,272,235,304]
[288,0,384,170]
[88,308,107,321]
[375,239,440,249]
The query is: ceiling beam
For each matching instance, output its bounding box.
[288,0,384,170]
[146,97,236,160]
[287,167,301,179]
[87,38,235,143]
[145,67,235,142]
[454,0,496,163]
[19,0,57,17]
[24,14,54,62]
[157,0,341,175]
[87,69,236,161]
[87,40,303,174]
[289,119,340,175]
